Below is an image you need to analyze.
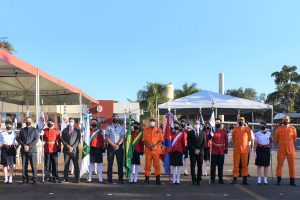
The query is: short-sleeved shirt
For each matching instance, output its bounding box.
[255,131,272,145]
[0,131,17,145]
[105,124,125,144]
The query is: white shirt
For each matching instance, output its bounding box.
[0,130,17,145]
[255,130,272,145]
[105,124,125,144]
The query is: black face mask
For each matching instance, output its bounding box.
[260,126,266,131]
[216,124,221,129]
[174,126,180,131]
[47,123,53,128]
[26,122,32,127]
[91,124,98,128]
[282,121,288,125]
[180,123,186,128]
[238,122,244,126]
[6,126,12,130]
[112,118,118,124]
[133,126,139,131]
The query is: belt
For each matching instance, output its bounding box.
[257,144,270,148]
[44,142,56,144]
[212,143,224,147]
[1,144,16,149]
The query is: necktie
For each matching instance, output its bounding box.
[70,128,73,138]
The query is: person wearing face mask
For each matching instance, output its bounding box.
[142,117,164,185]
[274,116,297,186]
[254,121,274,185]
[0,120,18,184]
[87,119,105,184]
[187,120,206,186]
[231,117,252,185]
[180,119,189,176]
[17,117,40,185]
[105,113,125,184]
[208,119,228,184]
[42,118,61,183]
[202,122,211,177]
[129,121,144,184]
[170,121,186,184]
[61,118,81,183]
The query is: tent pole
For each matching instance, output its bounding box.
[251,112,254,130]
[271,107,274,132]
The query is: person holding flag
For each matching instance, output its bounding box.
[180,119,189,176]
[123,114,133,182]
[231,117,252,185]
[142,117,164,185]
[188,120,206,185]
[170,121,186,185]
[129,121,144,184]
[208,119,228,184]
[87,119,104,183]
[274,116,297,186]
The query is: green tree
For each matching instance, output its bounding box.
[225,87,257,100]
[137,82,169,116]
[0,41,15,54]
[174,82,200,99]
[266,65,300,113]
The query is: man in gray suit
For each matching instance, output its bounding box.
[17,117,40,185]
[61,118,81,183]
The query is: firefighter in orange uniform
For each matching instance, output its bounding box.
[142,117,164,185]
[43,118,61,183]
[231,117,252,185]
[274,116,297,186]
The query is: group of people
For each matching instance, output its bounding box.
[0,114,297,187]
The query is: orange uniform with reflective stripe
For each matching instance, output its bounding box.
[142,126,164,176]
[232,126,252,177]
[274,125,297,178]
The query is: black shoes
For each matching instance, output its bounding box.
[290,178,296,186]
[242,176,249,185]
[143,176,150,185]
[277,176,281,185]
[231,177,237,184]
[156,176,162,185]
[61,179,69,184]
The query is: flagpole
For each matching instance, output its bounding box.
[209,101,214,185]
[41,98,45,183]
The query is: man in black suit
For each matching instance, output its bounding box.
[61,118,81,183]
[188,120,206,185]
[17,117,40,184]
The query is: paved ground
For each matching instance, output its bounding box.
[0,147,299,200]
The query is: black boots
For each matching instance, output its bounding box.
[231,177,237,184]
[277,176,281,185]
[156,175,162,185]
[143,176,150,185]
[290,178,296,186]
[219,177,225,184]
[242,176,249,185]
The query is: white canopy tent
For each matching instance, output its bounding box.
[158,90,273,123]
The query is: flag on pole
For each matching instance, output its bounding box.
[163,112,173,174]
[61,113,69,131]
[37,110,45,133]
[123,114,133,178]
[80,112,91,177]
[209,109,216,137]
[199,109,205,131]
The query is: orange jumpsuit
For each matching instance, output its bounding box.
[142,126,164,176]
[274,125,297,178]
[232,126,252,177]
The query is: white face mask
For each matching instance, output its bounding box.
[69,122,75,128]
[194,125,200,130]
[150,121,156,127]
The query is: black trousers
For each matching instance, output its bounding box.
[239,152,250,175]
[63,152,79,180]
[45,152,59,179]
[210,155,225,179]
[107,145,123,181]
[189,152,203,183]
[21,152,37,181]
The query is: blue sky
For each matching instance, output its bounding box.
[1,0,300,102]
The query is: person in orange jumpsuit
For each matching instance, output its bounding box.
[142,117,164,185]
[231,117,252,185]
[274,116,297,186]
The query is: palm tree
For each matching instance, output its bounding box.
[0,41,15,54]
[137,82,169,116]
[267,65,300,113]
[174,82,200,99]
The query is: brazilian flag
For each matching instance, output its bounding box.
[123,114,133,178]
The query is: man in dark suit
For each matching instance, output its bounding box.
[61,118,81,183]
[17,117,40,185]
[188,120,206,185]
